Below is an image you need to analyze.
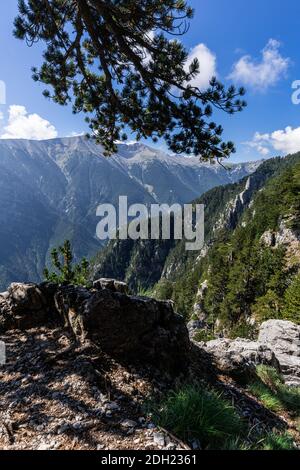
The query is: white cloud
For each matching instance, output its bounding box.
[1,105,58,140]
[142,30,155,65]
[184,43,217,90]
[245,126,300,156]
[228,39,290,91]
[143,37,216,91]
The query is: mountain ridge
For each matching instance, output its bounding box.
[0,136,260,289]
[93,151,300,335]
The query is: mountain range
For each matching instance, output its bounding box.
[0,136,260,289]
[94,151,300,338]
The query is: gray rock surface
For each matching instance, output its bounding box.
[93,279,130,295]
[0,282,59,332]
[201,320,300,386]
[54,285,190,373]
[258,320,300,386]
[8,283,46,313]
[0,280,189,373]
[203,338,279,379]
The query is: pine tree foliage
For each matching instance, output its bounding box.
[14,0,246,158]
[44,240,90,286]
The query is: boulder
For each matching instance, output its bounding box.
[258,320,300,387]
[54,285,190,373]
[8,283,46,313]
[0,282,59,331]
[93,278,130,295]
[0,279,189,374]
[203,338,279,380]
[201,320,300,386]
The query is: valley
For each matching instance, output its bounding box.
[0,137,259,290]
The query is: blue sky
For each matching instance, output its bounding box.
[1,0,300,161]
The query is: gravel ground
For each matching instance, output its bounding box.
[0,327,184,451]
[0,327,299,451]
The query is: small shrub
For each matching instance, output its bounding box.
[151,384,244,449]
[44,240,91,287]
[220,437,250,450]
[256,364,284,389]
[193,329,215,343]
[136,286,153,297]
[153,279,174,301]
[282,274,300,324]
[229,321,256,340]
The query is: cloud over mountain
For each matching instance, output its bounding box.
[246,126,300,156]
[1,105,58,140]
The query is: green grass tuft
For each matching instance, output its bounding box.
[248,381,283,413]
[249,366,300,415]
[151,384,244,449]
[261,432,296,451]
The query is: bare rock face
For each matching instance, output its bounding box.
[258,320,300,387]
[200,320,300,386]
[192,280,208,320]
[0,282,59,331]
[0,280,190,374]
[54,285,190,374]
[93,278,130,295]
[203,338,279,380]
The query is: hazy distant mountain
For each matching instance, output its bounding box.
[0,136,261,289]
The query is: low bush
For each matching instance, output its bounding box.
[193,329,215,343]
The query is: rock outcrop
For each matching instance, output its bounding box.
[202,338,279,380]
[54,284,190,373]
[258,320,300,387]
[192,280,208,320]
[200,320,300,386]
[0,280,190,374]
[93,278,130,295]
[0,282,58,332]
[1,279,299,384]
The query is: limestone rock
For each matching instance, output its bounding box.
[203,338,279,379]
[258,320,300,387]
[54,285,190,373]
[192,280,208,319]
[187,320,207,339]
[93,278,129,295]
[0,282,59,332]
[202,320,300,386]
